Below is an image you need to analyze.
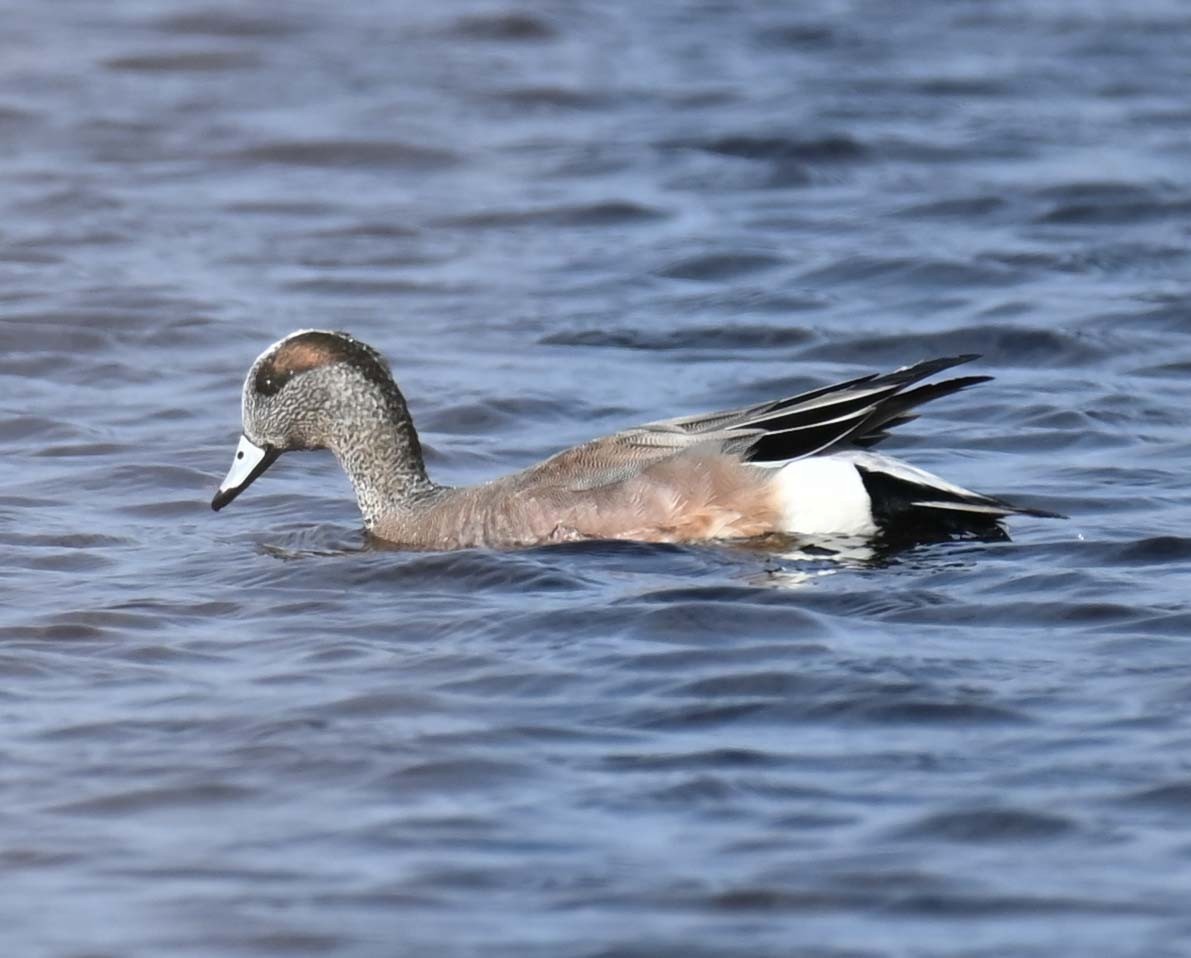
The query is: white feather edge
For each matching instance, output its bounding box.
[908,500,1008,515]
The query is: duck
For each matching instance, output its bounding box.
[211,329,1060,549]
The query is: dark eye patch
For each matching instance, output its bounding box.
[254,363,294,397]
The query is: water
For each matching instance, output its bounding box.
[2,0,1191,954]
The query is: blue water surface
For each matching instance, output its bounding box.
[1,1,1191,955]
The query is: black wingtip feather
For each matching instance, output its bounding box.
[882,354,981,383]
[850,375,992,448]
[744,359,994,463]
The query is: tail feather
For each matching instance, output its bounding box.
[852,452,1065,530]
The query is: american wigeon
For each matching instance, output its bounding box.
[212,330,1059,548]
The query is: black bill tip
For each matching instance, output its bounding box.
[211,441,280,512]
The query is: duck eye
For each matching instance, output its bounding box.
[236,451,244,460]
[254,367,291,397]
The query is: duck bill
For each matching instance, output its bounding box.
[212,435,280,511]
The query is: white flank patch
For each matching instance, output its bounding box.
[769,455,876,536]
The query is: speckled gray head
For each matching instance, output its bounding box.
[211,329,431,521]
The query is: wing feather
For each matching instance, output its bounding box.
[520,355,999,492]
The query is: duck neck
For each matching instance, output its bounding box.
[329,389,441,529]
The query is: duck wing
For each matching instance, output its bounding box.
[519,356,990,491]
